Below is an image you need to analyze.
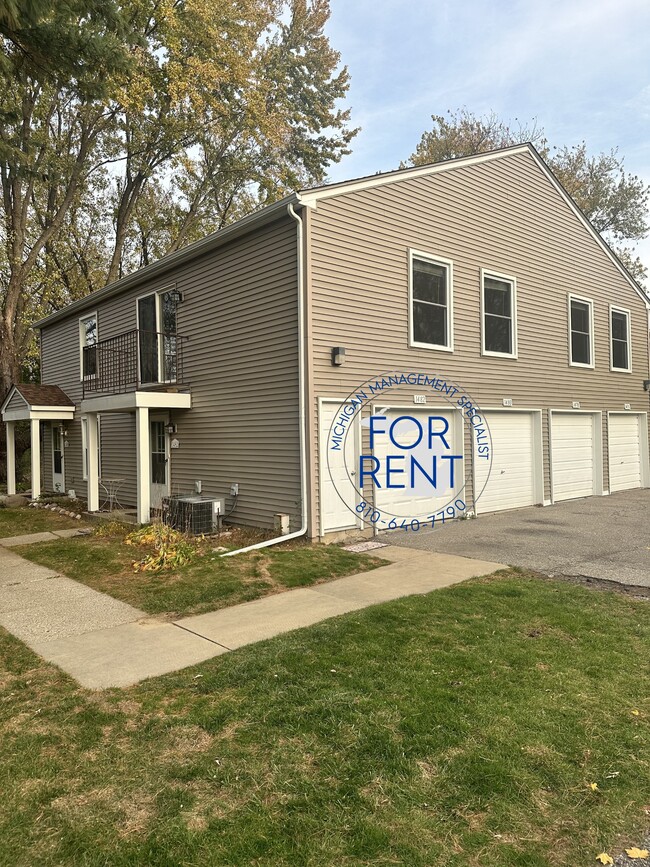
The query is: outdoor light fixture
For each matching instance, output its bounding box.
[331,346,346,366]
[644,379,650,392]
[168,288,183,305]
[166,422,177,435]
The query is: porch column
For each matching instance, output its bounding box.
[86,412,100,512]
[135,407,150,524]
[30,418,41,500]
[6,421,16,496]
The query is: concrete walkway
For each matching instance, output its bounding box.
[0,527,91,547]
[0,542,504,690]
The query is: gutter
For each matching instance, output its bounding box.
[33,194,299,330]
[222,202,308,556]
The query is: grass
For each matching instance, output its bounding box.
[0,505,81,537]
[13,518,385,619]
[0,572,647,866]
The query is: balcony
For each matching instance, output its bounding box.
[82,329,188,398]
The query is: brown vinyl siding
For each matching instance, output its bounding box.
[308,150,650,533]
[39,215,300,528]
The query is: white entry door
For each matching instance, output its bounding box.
[319,399,360,533]
[150,418,170,511]
[52,426,65,493]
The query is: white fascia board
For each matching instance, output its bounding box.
[526,149,650,310]
[0,386,28,415]
[2,407,76,422]
[34,195,300,330]
[81,391,192,414]
[297,145,532,206]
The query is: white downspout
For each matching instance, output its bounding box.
[222,201,308,556]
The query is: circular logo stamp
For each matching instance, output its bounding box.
[325,370,494,532]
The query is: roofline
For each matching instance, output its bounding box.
[524,148,650,309]
[0,385,25,414]
[300,141,648,308]
[34,193,301,329]
[34,141,649,329]
[297,143,532,203]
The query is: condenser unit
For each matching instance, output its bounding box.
[162,496,224,535]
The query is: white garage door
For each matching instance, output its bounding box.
[609,414,643,492]
[474,411,539,513]
[551,412,597,501]
[374,408,463,518]
[319,400,359,533]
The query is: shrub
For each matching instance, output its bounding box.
[126,523,197,572]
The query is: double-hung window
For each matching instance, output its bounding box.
[79,313,98,379]
[610,306,631,372]
[481,271,517,357]
[409,251,452,351]
[569,295,594,368]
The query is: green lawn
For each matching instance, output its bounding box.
[15,525,385,619]
[0,572,648,866]
[0,505,80,537]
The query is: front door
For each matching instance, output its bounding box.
[52,426,65,493]
[150,418,170,512]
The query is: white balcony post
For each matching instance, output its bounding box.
[30,418,41,500]
[86,412,100,512]
[6,421,16,496]
[135,407,151,524]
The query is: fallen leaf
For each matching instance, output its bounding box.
[590,782,600,791]
[596,854,613,865]
[632,710,640,716]
[625,848,649,859]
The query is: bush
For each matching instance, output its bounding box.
[125,523,198,572]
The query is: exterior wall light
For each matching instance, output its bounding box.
[331,346,346,366]
[168,289,183,305]
[644,379,650,392]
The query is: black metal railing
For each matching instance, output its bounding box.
[82,330,187,396]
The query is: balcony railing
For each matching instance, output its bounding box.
[82,329,187,397]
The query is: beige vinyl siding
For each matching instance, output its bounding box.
[308,150,650,533]
[39,215,300,528]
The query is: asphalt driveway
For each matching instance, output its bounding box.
[382,488,650,588]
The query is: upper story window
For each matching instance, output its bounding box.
[569,295,594,368]
[610,306,631,372]
[409,251,453,351]
[79,313,98,379]
[481,271,517,358]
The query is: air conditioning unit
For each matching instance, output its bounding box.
[162,496,224,535]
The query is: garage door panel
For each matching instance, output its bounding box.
[475,412,538,514]
[609,414,643,493]
[374,409,462,518]
[551,413,597,501]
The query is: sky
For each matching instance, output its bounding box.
[323,0,650,272]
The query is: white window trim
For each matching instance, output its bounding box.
[79,311,98,381]
[609,304,632,373]
[81,415,101,481]
[480,269,518,359]
[408,250,454,352]
[568,294,595,369]
[136,285,178,384]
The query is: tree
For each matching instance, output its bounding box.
[0,0,356,397]
[403,109,649,286]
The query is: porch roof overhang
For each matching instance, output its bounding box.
[80,389,192,414]
[1,384,76,423]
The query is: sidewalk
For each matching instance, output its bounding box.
[0,539,504,690]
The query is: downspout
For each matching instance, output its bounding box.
[222,201,308,556]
